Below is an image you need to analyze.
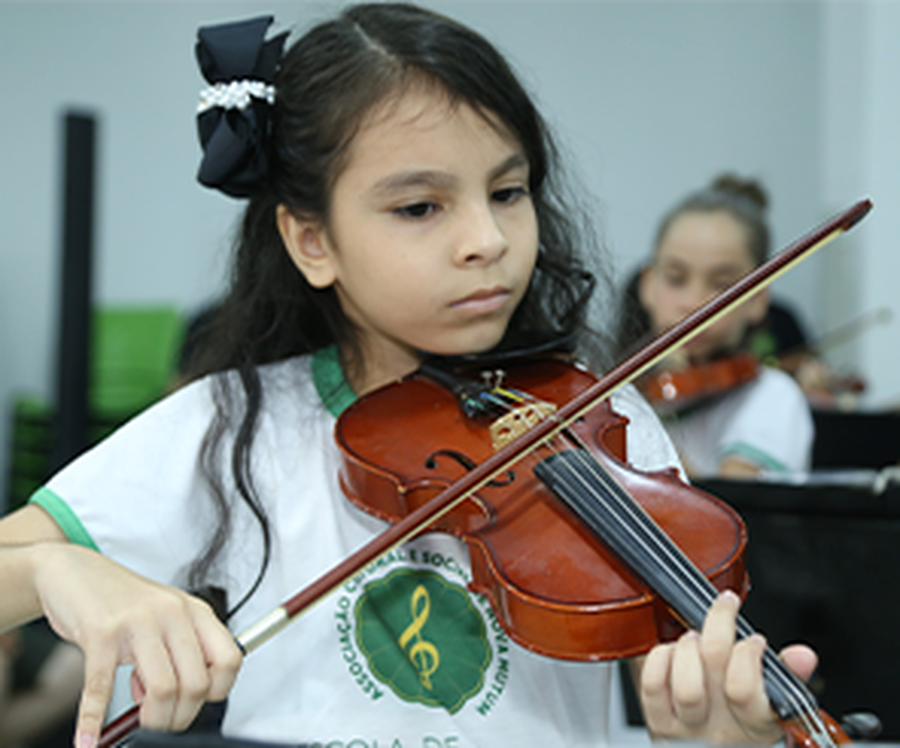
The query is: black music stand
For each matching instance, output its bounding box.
[811,409,900,470]
[619,474,900,739]
[700,475,900,740]
[131,731,307,748]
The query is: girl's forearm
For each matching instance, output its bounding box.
[0,506,71,632]
[0,543,47,632]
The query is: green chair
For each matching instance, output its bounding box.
[90,305,185,419]
[5,305,185,512]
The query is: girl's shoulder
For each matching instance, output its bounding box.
[741,365,809,411]
[257,353,339,419]
[755,364,805,392]
[101,354,321,443]
[256,354,316,395]
[189,354,319,406]
[611,384,686,479]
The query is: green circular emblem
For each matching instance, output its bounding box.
[354,568,491,713]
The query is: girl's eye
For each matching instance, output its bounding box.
[662,272,686,288]
[711,275,739,292]
[394,202,439,220]
[492,186,529,205]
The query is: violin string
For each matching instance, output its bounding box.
[482,386,832,744]
[553,448,831,744]
[565,448,831,745]
[564,442,827,740]
[536,428,833,745]
[488,388,734,626]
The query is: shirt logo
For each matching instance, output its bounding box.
[334,546,509,716]
[355,569,490,713]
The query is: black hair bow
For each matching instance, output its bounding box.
[195,16,288,198]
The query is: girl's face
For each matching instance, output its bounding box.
[279,87,539,393]
[639,210,768,362]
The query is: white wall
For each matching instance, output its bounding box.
[1,1,893,506]
[821,1,900,407]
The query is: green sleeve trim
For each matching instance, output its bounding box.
[28,487,100,552]
[312,345,357,418]
[720,442,787,473]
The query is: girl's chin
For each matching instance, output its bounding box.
[418,326,509,359]
[683,341,722,361]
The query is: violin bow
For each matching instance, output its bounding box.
[98,197,872,746]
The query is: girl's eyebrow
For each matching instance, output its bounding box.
[370,170,456,197]
[659,255,746,276]
[489,152,530,181]
[369,152,529,198]
[707,260,750,277]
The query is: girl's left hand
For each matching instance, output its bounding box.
[639,590,818,744]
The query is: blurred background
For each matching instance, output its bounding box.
[1,1,898,500]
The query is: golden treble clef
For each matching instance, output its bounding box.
[398,584,440,690]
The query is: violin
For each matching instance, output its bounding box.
[335,355,849,746]
[337,357,748,660]
[638,351,760,414]
[97,199,873,747]
[778,307,891,410]
[639,305,893,414]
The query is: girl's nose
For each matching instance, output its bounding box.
[454,202,508,266]
[679,282,712,317]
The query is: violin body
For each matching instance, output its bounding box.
[783,713,855,748]
[336,359,748,661]
[638,352,759,414]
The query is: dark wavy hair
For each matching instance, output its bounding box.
[186,3,613,617]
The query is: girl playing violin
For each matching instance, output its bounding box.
[629,175,815,478]
[0,6,815,747]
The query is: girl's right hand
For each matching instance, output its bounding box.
[31,541,243,748]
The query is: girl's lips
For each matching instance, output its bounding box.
[451,287,512,314]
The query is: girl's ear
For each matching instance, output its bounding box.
[277,204,337,289]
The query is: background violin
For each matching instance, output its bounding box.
[638,352,759,414]
[771,307,891,410]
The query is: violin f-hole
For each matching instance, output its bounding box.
[424,449,516,487]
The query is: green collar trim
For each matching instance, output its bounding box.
[312,345,357,417]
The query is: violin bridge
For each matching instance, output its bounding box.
[490,401,557,451]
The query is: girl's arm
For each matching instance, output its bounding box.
[717,456,762,478]
[0,505,242,748]
[0,506,67,630]
[636,591,818,744]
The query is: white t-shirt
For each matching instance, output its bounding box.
[34,351,683,747]
[660,367,813,477]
